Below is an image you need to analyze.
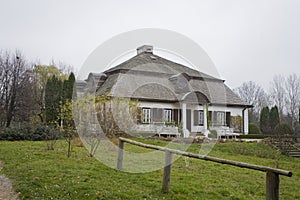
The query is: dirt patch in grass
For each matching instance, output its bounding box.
[0,161,19,200]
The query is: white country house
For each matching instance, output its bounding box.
[77,45,252,138]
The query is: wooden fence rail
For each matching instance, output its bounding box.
[117,137,293,200]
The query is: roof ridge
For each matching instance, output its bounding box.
[104,51,222,82]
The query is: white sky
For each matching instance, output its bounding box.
[1,0,299,90]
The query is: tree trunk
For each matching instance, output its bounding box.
[67,139,71,158]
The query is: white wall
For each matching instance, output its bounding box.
[190,105,248,134]
[138,102,249,134]
[208,105,243,116]
[139,102,179,109]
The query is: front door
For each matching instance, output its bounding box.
[186,109,191,131]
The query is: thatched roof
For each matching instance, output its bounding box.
[90,45,251,107]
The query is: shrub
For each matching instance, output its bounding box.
[33,125,62,141]
[208,130,218,138]
[238,134,270,139]
[275,123,293,136]
[295,124,300,138]
[248,123,260,134]
[0,124,62,141]
[0,125,33,141]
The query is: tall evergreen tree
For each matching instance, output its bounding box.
[62,72,76,103]
[269,106,280,133]
[260,106,270,134]
[62,79,69,104]
[68,72,76,99]
[45,75,63,126]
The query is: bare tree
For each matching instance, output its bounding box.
[49,59,75,76]
[0,51,5,126]
[270,75,286,120]
[285,73,300,131]
[0,50,29,127]
[0,50,74,127]
[14,69,39,123]
[234,81,269,123]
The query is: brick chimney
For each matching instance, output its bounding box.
[137,45,153,55]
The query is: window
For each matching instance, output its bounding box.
[163,109,172,123]
[198,110,204,126]
[216,111,225,126]
[142,108,151,123]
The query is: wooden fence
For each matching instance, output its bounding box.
[117,137,293,200]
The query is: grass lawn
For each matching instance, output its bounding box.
[0,139,299,200]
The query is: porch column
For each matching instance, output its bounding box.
[203,104,207,131]
[182,103,187,137]
[243,108,249,134]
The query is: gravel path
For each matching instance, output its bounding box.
[0,161,19,200]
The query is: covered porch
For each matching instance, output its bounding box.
[137,92,249,138]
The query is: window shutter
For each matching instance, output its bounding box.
[158,108,163,122]
[173,109,178,124]
[152,108,158,122]
[194,110,199,125]
[213,111,217,126]
[208,111,212,126]
[179,110,182,122]
[226,112,231,127]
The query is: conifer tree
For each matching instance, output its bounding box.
[260,106,270,134]
[62,72,75,103]
[269,105,280,133]
[45,75,63,126]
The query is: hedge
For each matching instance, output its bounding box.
[238,134,272,139]
[248,123,261,134]
[238,134,299,139]
[0,125,62,141]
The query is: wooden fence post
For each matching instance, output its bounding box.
[162,150,173,193]
[266,171,279,200]
[117,140,124,170]
[117,137,292,199]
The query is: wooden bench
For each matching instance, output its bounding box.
[158,126,180,137]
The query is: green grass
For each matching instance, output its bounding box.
[0,139,299,200]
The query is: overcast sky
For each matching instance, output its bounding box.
[1,0,299,90]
